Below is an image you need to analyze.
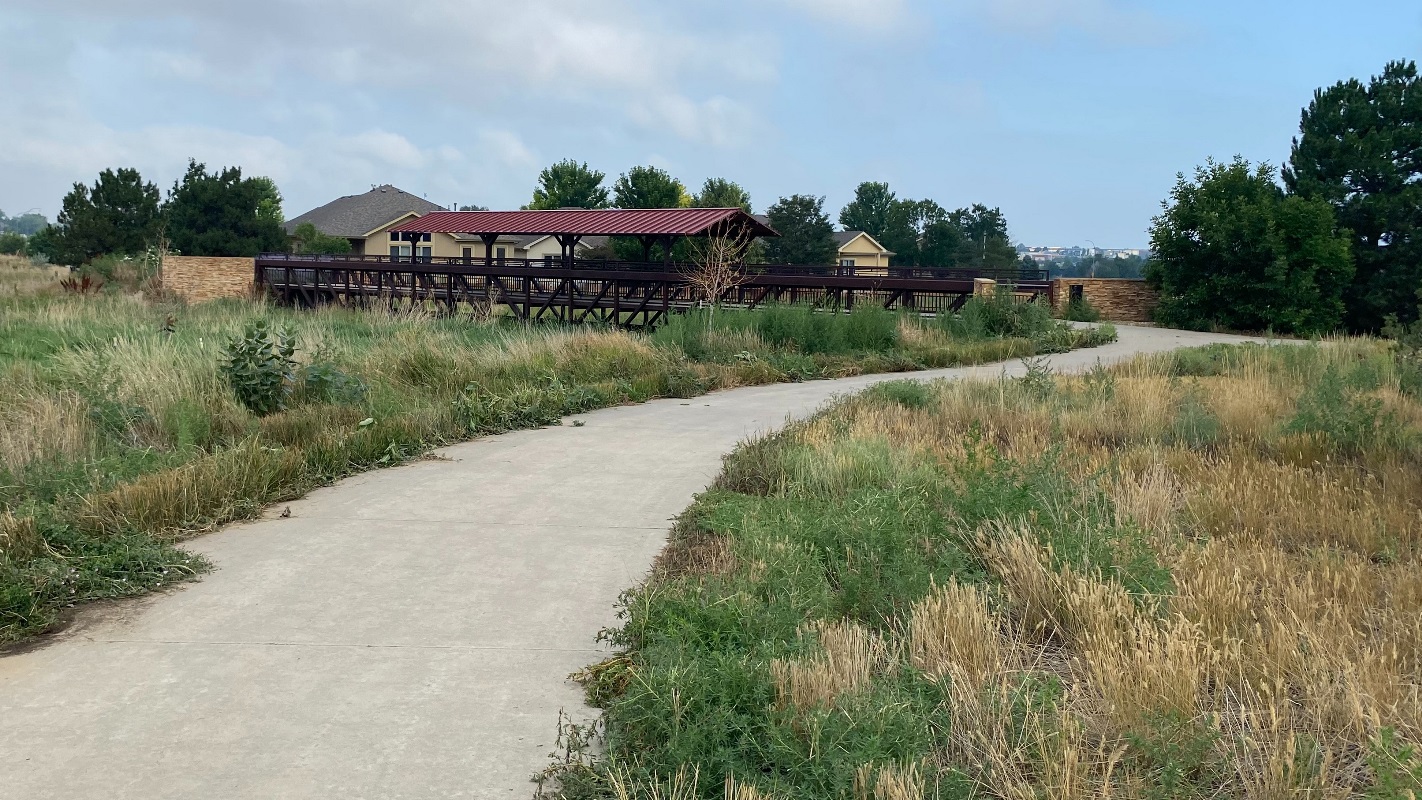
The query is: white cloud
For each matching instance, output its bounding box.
[475,130,540,170]
[627,95,760,148]
[333,131,428,171]
[0,104,539,217]
[0,0,776,214]
[10,0,775,97]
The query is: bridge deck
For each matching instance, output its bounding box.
[254,255,1052,325]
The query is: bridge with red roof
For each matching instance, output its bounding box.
[255,208,1050,325]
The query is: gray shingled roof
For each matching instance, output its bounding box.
[751,217,883,254]
[834,230,895,255]
[284,185,446,237]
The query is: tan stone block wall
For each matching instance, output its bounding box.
[1051,278,1159,323]
[162,255,255,303]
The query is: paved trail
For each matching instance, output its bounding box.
[0,325,1260,799]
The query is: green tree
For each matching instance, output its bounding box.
[838,182,921,265]
[0,232,26,255]
[950,204,1018,268]
[527,160,609,210]
[692,178,752,212]
[290,222,352,255]
[1284,60,1422,331]
[252,176,283,228]
[764,195,837,265]
[917,201,965,268]
[164,160,288,257]
[44,168,161,264]
[613,165,688,209]
[1147,157,1353,335]
[611,166,689,260]
[458,204,489,212]
[25,226,57,261]
[0,210,49,236]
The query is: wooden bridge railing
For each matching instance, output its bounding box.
[254,254,1052,326]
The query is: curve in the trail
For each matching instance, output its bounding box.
[0,325,1262,799]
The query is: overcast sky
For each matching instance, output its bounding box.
[2,1,1418,247]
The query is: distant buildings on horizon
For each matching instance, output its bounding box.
[1015,244,1150,264]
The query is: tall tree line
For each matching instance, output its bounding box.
[520,160,1020,267]
[33,159,286,264]
[838,182,1018,269]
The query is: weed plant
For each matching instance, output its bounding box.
[559,340,1422,799]
[1063,297,1103,322]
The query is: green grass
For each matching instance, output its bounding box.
[553,341,1422,799]
[557,421,1160,798]
[0,289,1114,644]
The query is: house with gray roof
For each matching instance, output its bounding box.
[285,185,606,261]
[750,214,894,269]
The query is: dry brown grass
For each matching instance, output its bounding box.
[908,579,1006,684]
[0,254,65,297]
[770,341,1422,796]
[854,761,927,800]
[771,619,893,712]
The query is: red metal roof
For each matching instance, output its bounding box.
[388,208,778,238]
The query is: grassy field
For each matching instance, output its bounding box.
[557,340,1422,799]
[0,257,1113,644]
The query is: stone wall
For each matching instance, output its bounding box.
[162,255,255,303]
[1051,278,1159,323]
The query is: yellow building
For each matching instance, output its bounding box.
[833,231,894,272]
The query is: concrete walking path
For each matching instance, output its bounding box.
[0,325,1261,799]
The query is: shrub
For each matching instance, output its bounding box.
[1285,364,1391,454]
[0,232,26,255]
[297,362,367,405]
[941,290,1055,340]
[220,320,297,416]
[654,304,900,358]
[865,379,933,409]
[1147,157,1353,335]
[1062,297,1102,322]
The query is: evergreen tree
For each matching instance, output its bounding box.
[527,160,610,210]
[1284,60,1422,330]
[949,204,1018,268]
[764,195,837,265]
[44,168,161,264]
[164,160,287,257]
[1147,157,1353,335]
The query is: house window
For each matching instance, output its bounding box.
[496,247,507,263]
[390,232,400,241]
[840,258,856,267]
[462,247,473,261]
[418,246,432,260]
[390,244,410,258]
[422,233,431,242]
[1069,284,1084,302]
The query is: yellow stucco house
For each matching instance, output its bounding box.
[832,230,894,271]
[284,185,604,261]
